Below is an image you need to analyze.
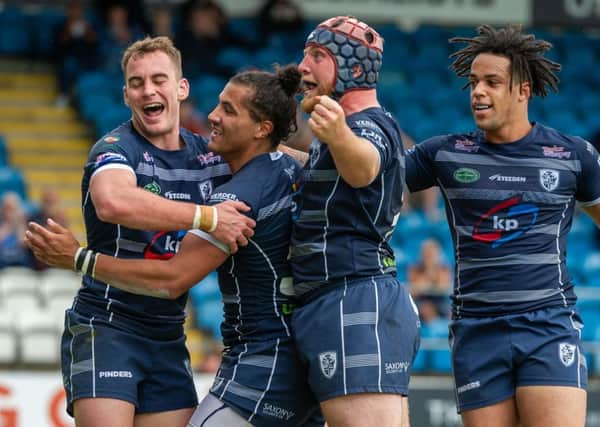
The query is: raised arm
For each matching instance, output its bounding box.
[25,219,227,299]
[91,168,254,252]
[308,95,380,188]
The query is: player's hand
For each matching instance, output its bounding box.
[307,95,347,145]
[212,200,255,253]
[24,218,81,270]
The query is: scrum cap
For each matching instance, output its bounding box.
[305,16,383,99]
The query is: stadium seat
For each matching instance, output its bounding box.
[39,269,81,311]
[0,7,32,54]
[0,135,7,167]
[191,75,228,114]
[189,272,221,304]
[195,299,224,339]
[0,166,27,200]
[422,318,452,374]
[217,47,253,74]
[594,326,600,375]
[228,18,259,44]
[30,9,65,57]
[0,311,18,364]
[411,346,429,373]
[583,252,600,284]
[16,307,62,365]
[0,267,41,314]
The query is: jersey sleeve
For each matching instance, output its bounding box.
[575,138,600,206]
[405,136,444,192]
[88,134,136,178]
[348,118,389,171]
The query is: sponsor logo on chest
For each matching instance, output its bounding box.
[453,167,480,183]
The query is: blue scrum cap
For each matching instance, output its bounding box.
[305,16,384,99]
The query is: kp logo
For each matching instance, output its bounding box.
[319,351,337,379]
[539,169,559,192]
[559,343,576,367]
[473,197,539,248]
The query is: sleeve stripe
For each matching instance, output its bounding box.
[188,229,230,254]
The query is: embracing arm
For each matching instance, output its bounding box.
[91,168,255,252]
[25,219,227,299]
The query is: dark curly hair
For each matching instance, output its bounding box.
[449,24,561,98]
[229,64,301,147]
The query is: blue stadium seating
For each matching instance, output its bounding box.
[189,272,221,303]
[195,299,224,338]
[93,104,130,136]
[0,135,7,167]
[0,7,32,55]
[30,9,65,57]
[0,166,27,200]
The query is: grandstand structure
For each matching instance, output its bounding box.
[0,2,599,425]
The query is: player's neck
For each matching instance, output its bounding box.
[339,89,380,115]
[133,121,184,151]
[226,142,272,174]
[484,118,532,144]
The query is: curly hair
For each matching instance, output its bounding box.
[449,24,561,98]
[230,64,301,147]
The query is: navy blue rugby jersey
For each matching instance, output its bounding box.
[406,123,600,318]
[77,121,231,321]
[289,107,405,296]
[190,152,301,347]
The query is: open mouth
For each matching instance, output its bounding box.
[473,103,491,112]
[143,102,165,116]
[210,126,222,140]
[302,81,318,95]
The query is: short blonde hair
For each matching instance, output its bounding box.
[121,36,183,79]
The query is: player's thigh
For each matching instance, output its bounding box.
[134,407,195,427]
[401,396,410,427]
[73,397,135,427]
[460,397,518,427]
[320,393,403,427]
[187,394,252,427]
[516,386,586,427]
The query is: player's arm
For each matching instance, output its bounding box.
[91,168,255,252]
[25,219,227,299]
[405,137,441,193]
[278,144,309,165]
[308,95,380,188]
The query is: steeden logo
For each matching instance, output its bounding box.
[453,167,480,183]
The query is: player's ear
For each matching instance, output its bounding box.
[256,120,273,140]
[518,81,531,101]
[178,78,190,101]
[123,85,129,107]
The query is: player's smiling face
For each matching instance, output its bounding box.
[124,50,189,143]
[207,82,261,162]
[298,45,335,113]
[469,53,530,142]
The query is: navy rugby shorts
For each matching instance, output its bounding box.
[292,275,421,402]
[208,334,323,426]
[451,305,587,412]
[61,307,197,415]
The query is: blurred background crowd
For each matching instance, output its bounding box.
[0,0,599,378]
